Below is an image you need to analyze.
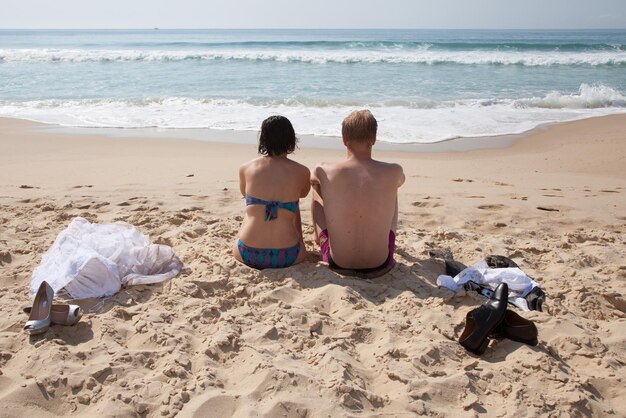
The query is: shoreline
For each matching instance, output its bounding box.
[7,111,624,153]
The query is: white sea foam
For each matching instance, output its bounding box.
[0,85,623,143]
[0,48,625,66]
[518,83,626,108]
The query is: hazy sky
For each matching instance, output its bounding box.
[1,0,625,29]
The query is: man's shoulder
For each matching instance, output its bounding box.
[372,159,403,173]
[371,160,404,187]
[317,160,402,173]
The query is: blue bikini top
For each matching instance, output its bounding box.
[245,194,299,221]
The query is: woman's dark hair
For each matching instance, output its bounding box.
[258,115,297,156]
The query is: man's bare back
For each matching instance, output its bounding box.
[311,110,405,276]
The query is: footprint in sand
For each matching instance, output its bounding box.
[179,194,206,199]
[465,195,485,199]
[72,185,93,189]
[600,189,619,193]
[602,293,626,314]
[477,204,507,210]
[0,250,11,265]
[19,185,39,189]
[537,206,559,212]
[180,206,204,213]
[412,201,442,208]
[188,395,239,418]
[452,178,474,183]
[542,194,564,198]
[495,181,512,186]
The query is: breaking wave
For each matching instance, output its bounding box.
[0,84,623,143]
[1,48,625,66]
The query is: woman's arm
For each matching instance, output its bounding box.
[239,165,246,197]
[300,166,312,198]
[295,208,304,239]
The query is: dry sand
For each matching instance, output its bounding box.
[0,115,625,417]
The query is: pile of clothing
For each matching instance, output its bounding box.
[436,254,546,356]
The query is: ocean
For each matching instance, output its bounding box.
[0,29,625,143]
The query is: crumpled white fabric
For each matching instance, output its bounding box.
[437,260,540,311]
[30,217,182,299]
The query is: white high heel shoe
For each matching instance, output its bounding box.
[23,304,83,326]
[23,281,54,335]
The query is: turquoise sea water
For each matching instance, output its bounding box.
[0,29,625,143]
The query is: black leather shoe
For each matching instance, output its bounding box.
[492,309,538,346]
[524,287,546,312]
[459,283,508,355]
[445,259,468,277]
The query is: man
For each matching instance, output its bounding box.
[311,110,405,278]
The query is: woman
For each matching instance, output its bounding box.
[233,115,310,269]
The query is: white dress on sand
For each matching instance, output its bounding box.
[30,217,182,299]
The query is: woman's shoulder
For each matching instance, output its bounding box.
[240,157,265,171]
[286,158,311,175]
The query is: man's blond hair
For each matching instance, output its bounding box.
[342,110,377,144]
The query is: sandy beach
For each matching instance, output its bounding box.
[0,115,625,417]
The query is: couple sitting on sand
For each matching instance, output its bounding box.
[233,110,405,279]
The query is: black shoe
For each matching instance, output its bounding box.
[445,259,468,277]
[524,287,546,312]
[459,283,508,355]
[492,309,538,346]
[485,255,519,269]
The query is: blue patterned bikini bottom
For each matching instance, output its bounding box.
[237,240,300,269]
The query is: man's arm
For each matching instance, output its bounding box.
[396,164,406,188]
[310,165,323,199]
[391,197,399,233]
[391,164,402,233]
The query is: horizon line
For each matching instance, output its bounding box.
[1,27,625,31]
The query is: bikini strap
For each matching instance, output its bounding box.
[245,195,298,221]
